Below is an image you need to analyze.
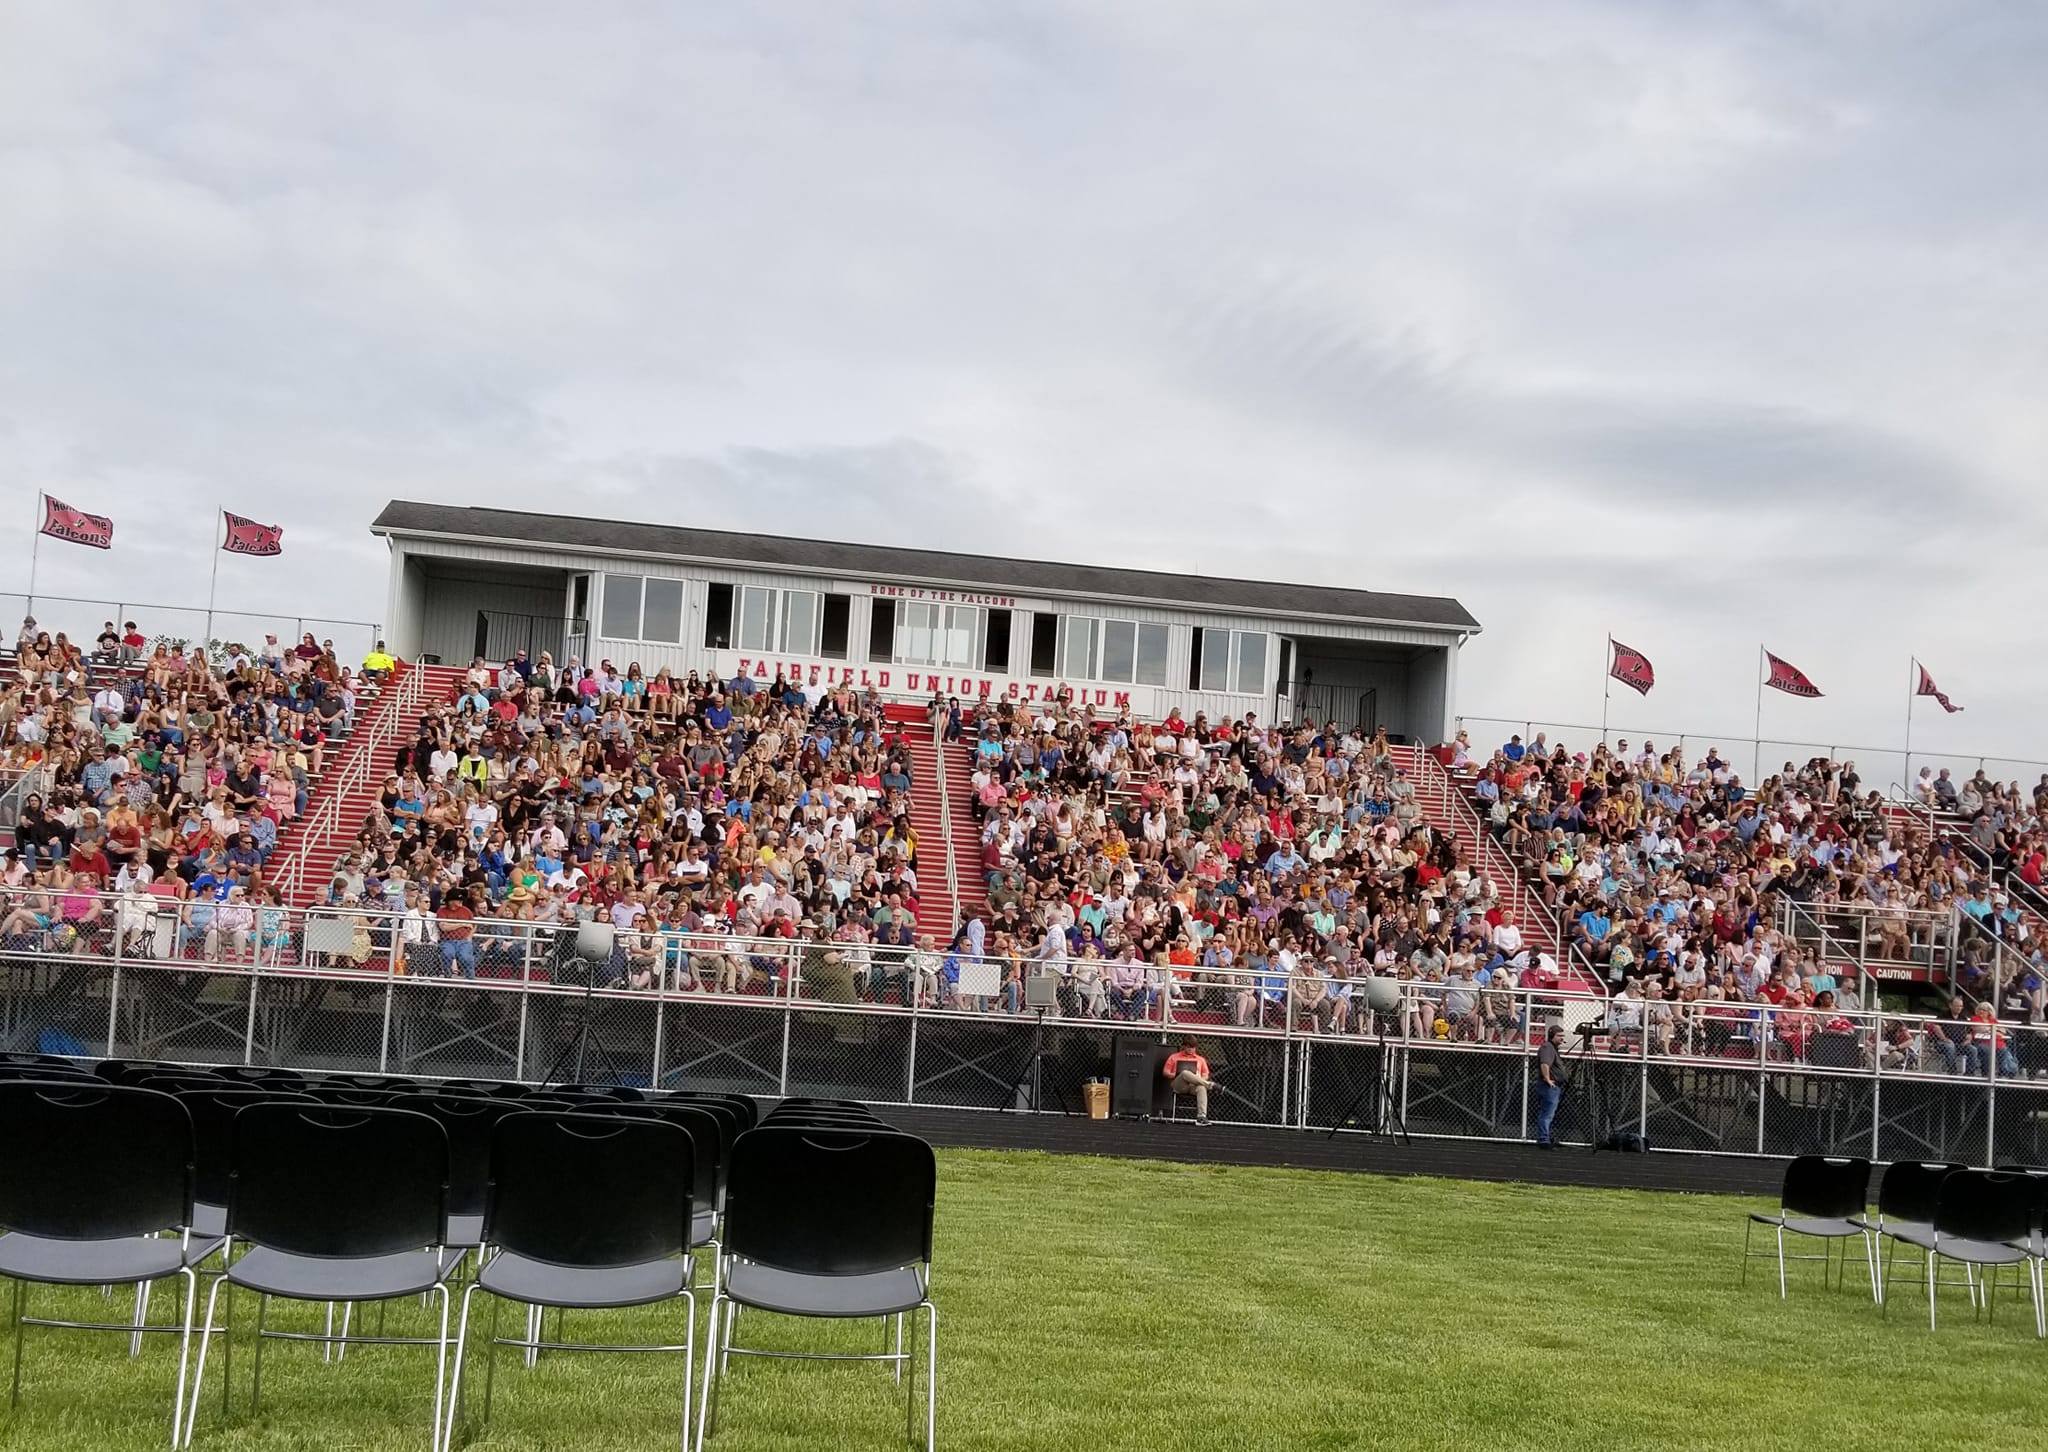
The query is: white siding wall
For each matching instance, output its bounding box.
[384,534,1465,726]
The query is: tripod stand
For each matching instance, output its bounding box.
[539,956,630,1088]
[1002,1008,1073,1115]
[1324,1027,1410,1144]
[1560,1028,1624,1153]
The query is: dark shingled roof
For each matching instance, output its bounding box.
[371,500,1479,632]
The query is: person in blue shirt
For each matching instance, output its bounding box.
[703,696,733,731]
[1573,906,1612,961]
[1501,735,1526,763]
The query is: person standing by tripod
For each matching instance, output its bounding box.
[1533,1023,1566,1149]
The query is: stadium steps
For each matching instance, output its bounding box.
[1387,745,1597,993]
[899,724,980,942]
[267,662,452,905]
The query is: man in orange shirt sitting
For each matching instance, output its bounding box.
[1162,1040,1214,1125]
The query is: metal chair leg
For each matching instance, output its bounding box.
[183,1275,230,1447]
[131,1279,153,1358]
[924,1302,938,1452]
[251,1295,268,1413]
[1775,1225,1787,1299]
[11,1279,27,1410]
[429,1285,451,1452]
[443,1282,481,1450]
[482,1296,504,1427]
[169,1267,197,1450]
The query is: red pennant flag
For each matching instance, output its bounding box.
[1764,651,1822,699]
[39,495,114,550]
[221,511,283,557]
[1608,639,1654,696]
[1916,664,1961,714]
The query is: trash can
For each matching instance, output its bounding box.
[1083,1079,1110,1120]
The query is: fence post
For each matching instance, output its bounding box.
[242,958,261,1067]
[1756,1007,1769,1155]
[378,941,397,1075]
[105,937,123,1061]
[1868,1013,1882,1161]
[777,997,792,1096]
[1637,996,1651,1140]
[905,984,920,1107]
[1280,979,1295,1126]
[1518,992,1530,1141]
[513,944,531,1082]
[1984,1042,1998,1170]
[650,952,668,1092]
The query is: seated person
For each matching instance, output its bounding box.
[1162,1040,1214,1125]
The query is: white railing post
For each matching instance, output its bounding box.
[377,932,397,1074]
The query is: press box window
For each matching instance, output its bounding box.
[599,574,684,644]
[1191,627,1269,694]
[1100,619,1168,687]
[703,584,734,649]
[1028,613,1057,677]
[820,593,851,659]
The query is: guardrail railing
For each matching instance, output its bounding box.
[272,664,423,901]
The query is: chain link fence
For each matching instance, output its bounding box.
[7,893,2048,1165]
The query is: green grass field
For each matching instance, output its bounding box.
[1,1149,2040,1451]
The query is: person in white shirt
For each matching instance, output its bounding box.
[429,745,459,782]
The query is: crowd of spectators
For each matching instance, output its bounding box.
[0,616,364,954]
[1449,727,2048,1072]
[7,607,2046,1081]
[304,654,936,994]
[942,695,1554,1036]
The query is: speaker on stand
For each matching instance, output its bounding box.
[540,919,628,1087]
[1324,977,1410,1143]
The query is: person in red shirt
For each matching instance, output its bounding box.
[438,890,478,978]
[1162,1040,1214,1124]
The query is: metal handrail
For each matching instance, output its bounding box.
[9,891,2042,1083]
[273,664,423,900]
[0,762,55,833]
[931,709,963,937]
[1455,714,2048,783]
[1410,745,1585,992]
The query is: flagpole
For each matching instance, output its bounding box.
[1752,645,1764,785]
[1601,635,1612,747]
[27,490,44,618]
[1904,657,1916,789]
[204,506,223,649]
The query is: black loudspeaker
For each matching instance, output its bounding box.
[1112,1041,1158,1119]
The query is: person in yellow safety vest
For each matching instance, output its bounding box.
[362,640,398,679]
[1162,1040,1214,1125]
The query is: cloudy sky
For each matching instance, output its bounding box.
[3,2,2043,773]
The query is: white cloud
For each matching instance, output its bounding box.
[0,0,2042,767]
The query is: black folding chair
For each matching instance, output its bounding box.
[1742,1155,1871,1299]
[700,1127,938,1452]
[444,1111,699,1449]
[667,1091,758,1132]
[182,1104,457,1450]
[0,1062,97,1083]
[542,1083,645,1104]
[1855,1161,1969,1309]
[1923,1170,2043,1336]
[2011,1172,2048,1339]
[0,1081,212,1446]
[298,1083,404,1107]
[212,1066,307,1090]
[586,1102,728,1255]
